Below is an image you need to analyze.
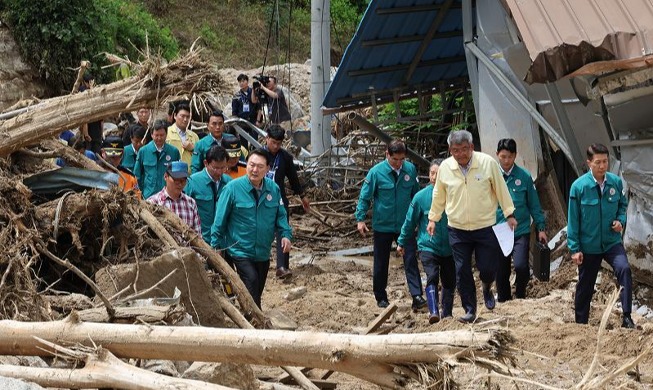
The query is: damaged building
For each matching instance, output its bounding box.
[323,0,653,282]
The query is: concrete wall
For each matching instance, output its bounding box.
[0,22,46,111]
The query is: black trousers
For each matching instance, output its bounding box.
[232,257,270,309]
[448,226,502,315]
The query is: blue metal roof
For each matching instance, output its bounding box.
[323,0,471,113]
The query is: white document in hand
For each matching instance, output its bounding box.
[492,222,514,257]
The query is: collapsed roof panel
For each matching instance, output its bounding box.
[503,0,653,83]
[322,0,471,113]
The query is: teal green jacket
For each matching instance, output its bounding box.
[496,164,546,237]
[211,176,292,261]
[568,171,627,255]
[355,160,420,233]
[398,184,452,256]
[120,144,137,172]
[185,169,232,244]
[133,141,181,199]
[191,135,222,174]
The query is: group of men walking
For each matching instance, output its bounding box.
[357,131,635,328]
[87,68,634,326]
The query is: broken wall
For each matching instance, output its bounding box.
[604,87,653,283]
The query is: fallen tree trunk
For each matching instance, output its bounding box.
[138,203,269,329]
[0,49,222,157]
[0,339,234,390]
[0,317,515,389]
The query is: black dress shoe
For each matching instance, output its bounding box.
[458,311,476,323]
[412,295,427,311]
[377,299,390,308]
[275,267,292,279]
[622,315,636,329]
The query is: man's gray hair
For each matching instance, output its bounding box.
[447,130,473,146]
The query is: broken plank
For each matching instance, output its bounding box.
[327,245,374,256]
[363,302,398,335]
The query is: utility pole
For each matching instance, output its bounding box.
[310,0,332,156]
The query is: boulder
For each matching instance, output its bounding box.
[183,362,258,390]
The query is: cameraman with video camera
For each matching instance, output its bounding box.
[255,75,291,126]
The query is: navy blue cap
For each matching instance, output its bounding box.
[166,161,189,179]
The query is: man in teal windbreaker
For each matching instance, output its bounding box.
[211,149,292,308]
[185,145,231,244]
[191,111,238,174]
[568,143,634,328]
[397,160,455,324]
[133,119,181,199]
[495,138,547,301]
[355,140,425,310]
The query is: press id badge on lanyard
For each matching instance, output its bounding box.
[266,152,280,181]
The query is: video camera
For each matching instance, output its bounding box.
[252,75,271,104]
[252,74,270,89]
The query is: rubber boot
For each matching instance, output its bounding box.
[425,285,440,324]
[441,287,454,318]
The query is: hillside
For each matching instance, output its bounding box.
[142,0,359,69]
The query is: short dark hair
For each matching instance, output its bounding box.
[175,104,191,116]
[497,138,517,154]
[205,145,228,163]
[210,110,225,121]
[153,119,169,132]
[587,143,609,161]
[237,74,248,82]
[247,148,270,165]
[131,124,146,139]
[168,100,190,116]
[269,75,277,84]
[267,124,285,141]
[387,140,406,156]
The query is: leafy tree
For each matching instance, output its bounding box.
[1,0,178,94]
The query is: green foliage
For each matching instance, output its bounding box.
[331,0,363,48]
[1,0,178,94]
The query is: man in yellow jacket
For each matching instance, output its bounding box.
[427,130,516,323]
[166,103,199,172]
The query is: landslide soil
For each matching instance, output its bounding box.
[256,233,653,389]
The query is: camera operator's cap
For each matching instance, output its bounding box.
[166,161,189,179]
[101,136,124,157]
[222,137,242,158]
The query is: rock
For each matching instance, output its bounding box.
[267,308,298,330]
[0,356,48,368]
[182,362,258,390]
[283,286,307,301]
[142,359,178,377]
[636,305,649,316]
[0,377,46,390]
[95,248,225,327]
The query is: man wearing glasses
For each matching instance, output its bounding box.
[147,161,202,236]
[185,145,232,244]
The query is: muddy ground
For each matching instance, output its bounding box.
[249,226,653,389]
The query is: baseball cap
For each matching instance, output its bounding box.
[101,136,124,157]
[166,161,189,179]
[222,136,242,159]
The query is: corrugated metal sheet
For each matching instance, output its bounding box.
[322,0,471,112]
[504,0,653,83]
